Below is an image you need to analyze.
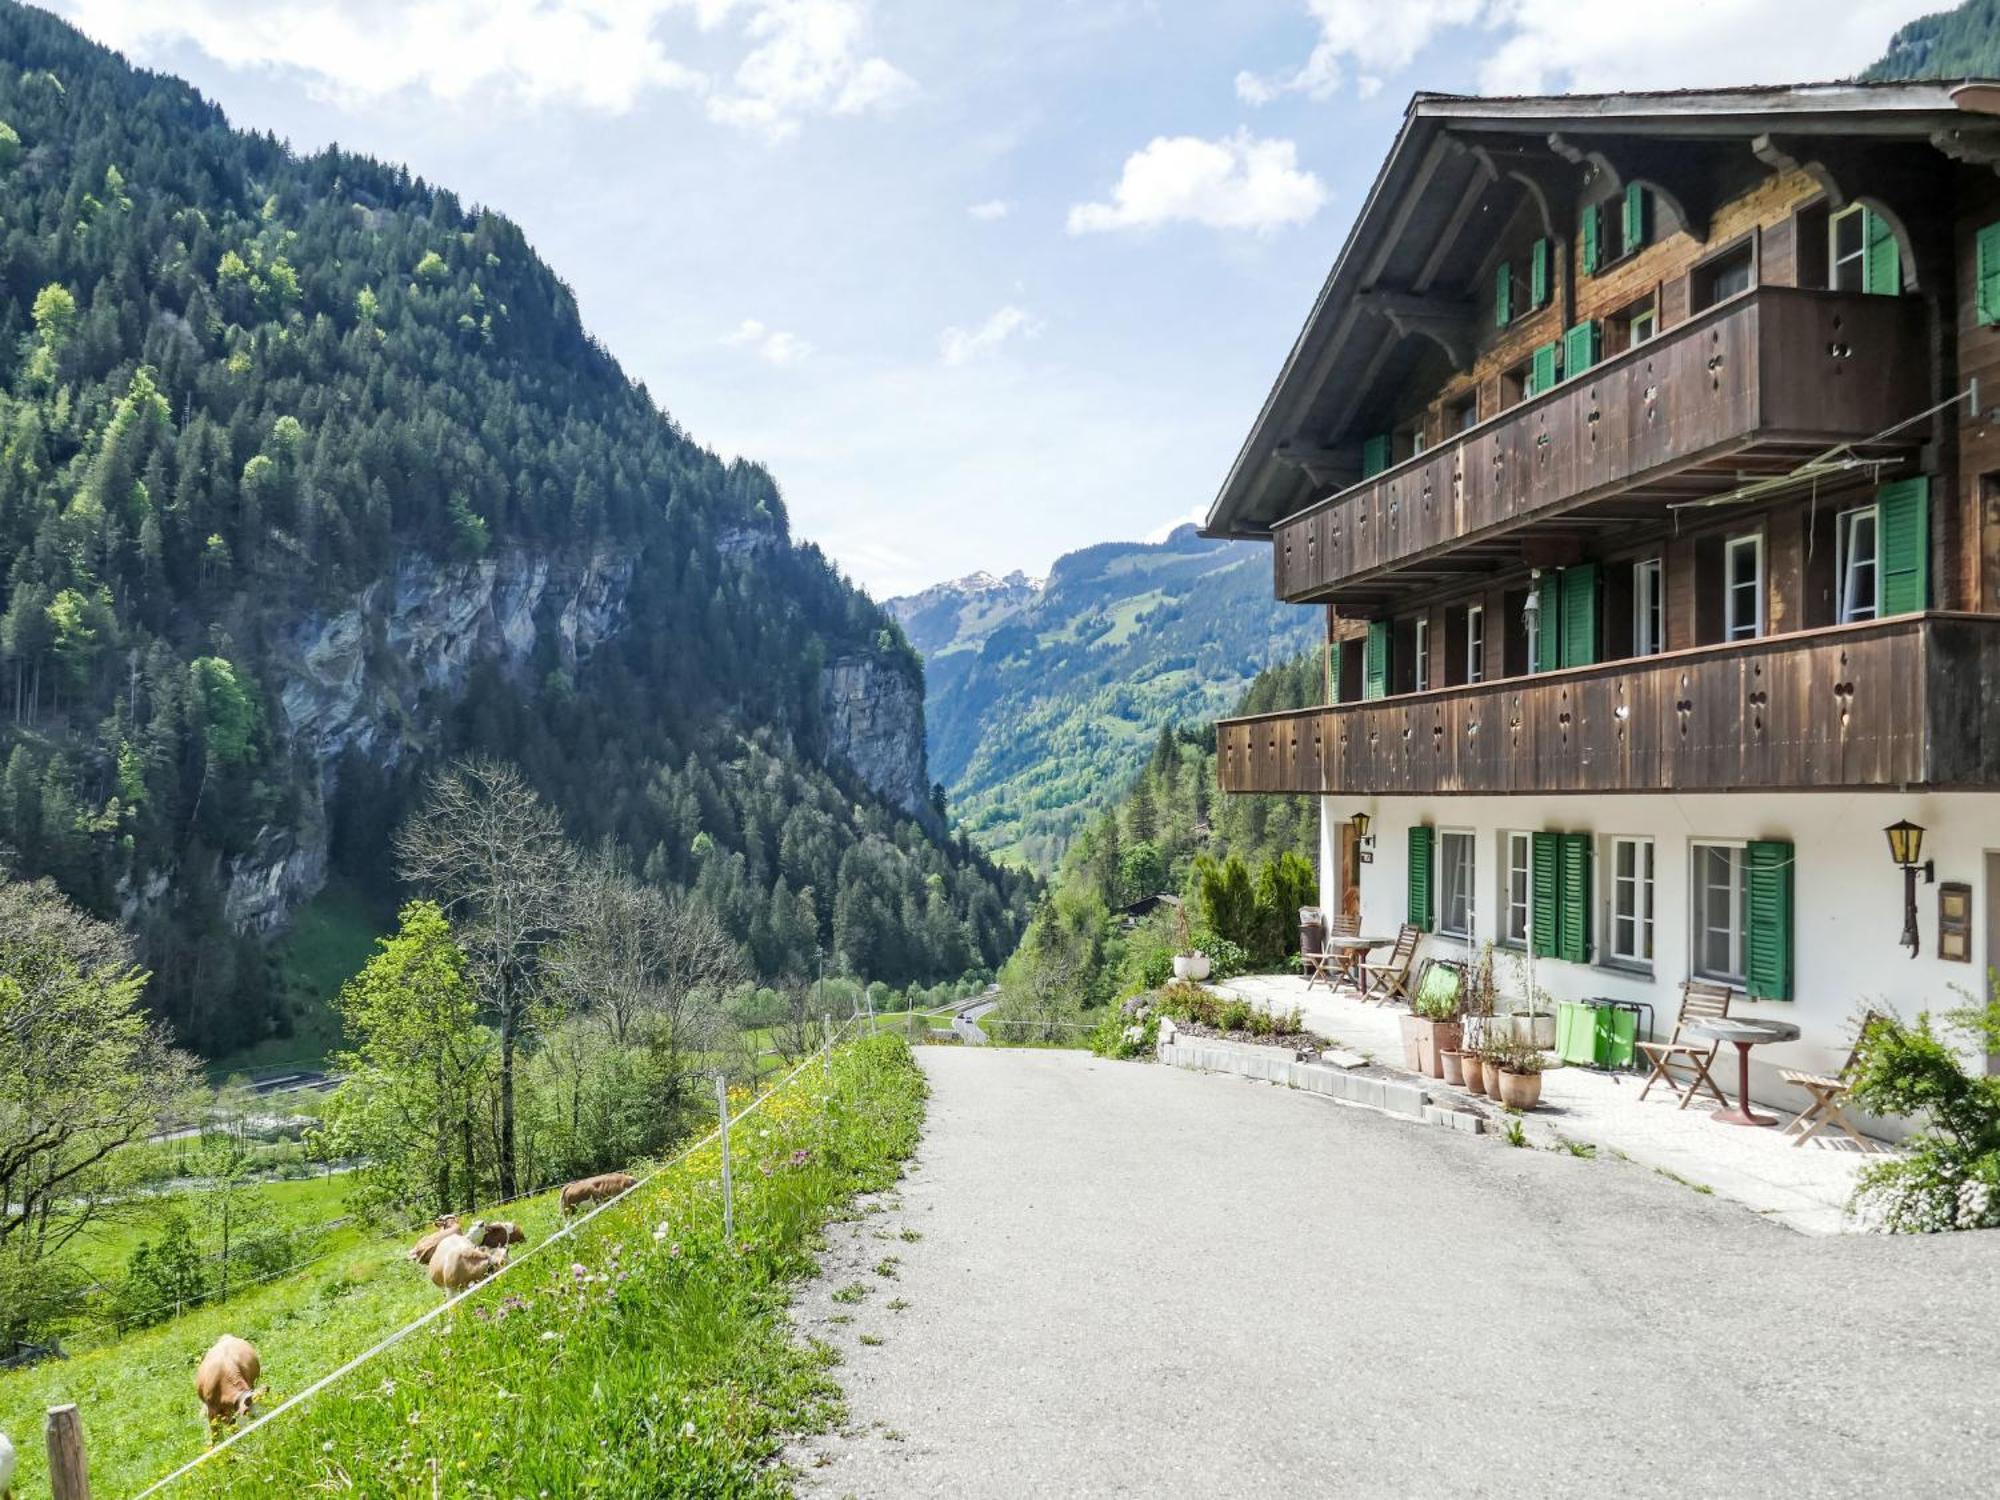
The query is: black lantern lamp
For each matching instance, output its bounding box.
[1884,819,1935,958]
[1350,810,1374,849]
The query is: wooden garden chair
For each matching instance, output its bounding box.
[1359,924,1421,1006]
[1313,912,1362,991]
[1635,980,1733,1109]
[1780,1011,1885,1149]
[1298,910,1334,990]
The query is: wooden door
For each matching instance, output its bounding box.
[1338,823,1362,923]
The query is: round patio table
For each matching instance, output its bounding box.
[1685,1017,1802,1126]
[1323,935,1391,989]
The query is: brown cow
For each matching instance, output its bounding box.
[471,1220,526,1250]
[408,1213,462,1265]
[426,1233,507,1295]
[560,1172,636,1216]
[195,1334,263,1439]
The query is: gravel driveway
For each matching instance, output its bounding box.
[789,1048,2000,1498]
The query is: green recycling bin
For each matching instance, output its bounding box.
[1554,999,1644,1069]
[1555,1001,1596,1066]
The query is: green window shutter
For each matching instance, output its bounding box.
[1531,569,1562,674]
[1361,433,1391,479]
[1364,620,1390,700]
[1495,259,1514,326]
[1529,237,1550,308]
[1407,825,1435,933]
[1878,476,1930,615]
[1559,562,1598,668]
[1622,183,1647,250]
[1557,832,1592,964]
[1529,340,1559,397]
[1580,202,1601,276]
[1978,222,2000,326]
[1745,840,1794,1000]
[1863,209,1901,296]
[1561,320,1600,381]
[1530,832,1559,958]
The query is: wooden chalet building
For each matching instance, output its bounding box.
[1205,81,2000,1103]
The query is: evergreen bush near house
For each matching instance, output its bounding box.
[1848,989,2000,1232]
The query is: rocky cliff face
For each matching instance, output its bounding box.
[821,653,931,823]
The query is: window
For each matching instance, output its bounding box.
[1830,205,1867,293]
[1450,394,1479,433]
[1502,831,1531,947]
[1466,605,1485,683]
[1691,842,1748,984]
[1837,504,1879,623]
[1414,618,1430,693]
[1630,300,1658,344]
[1608,294,1658,353]
[1439,831,1476,939]
[1692,241,1754,311]
[1608,836,1655,966]
[1633,557,1665,656]
[1499,360,1530,412]
[1724,533,1763,641]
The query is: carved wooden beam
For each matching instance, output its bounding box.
[1929,125,2000,174]
[1273,441,1353,487]
[1356,289,1478,373]
[1751,133,1951,289]
[1462,140,1582,241]
[1547,131,1722,240]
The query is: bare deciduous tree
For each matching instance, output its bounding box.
[396,758,574,1199]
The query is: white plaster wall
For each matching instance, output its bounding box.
[1321,789,2000,1117]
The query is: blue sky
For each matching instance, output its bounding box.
[50,1,1933,597]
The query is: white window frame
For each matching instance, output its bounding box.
[1466,605,1486,684]
[1438,829,1476,940]
[1607,835,1655,967]
[1629,298,1659,344]
[1690,839,1749,985]
[1830,204,1867,293]
[1633,557,1665,657]
[1414,617,1430,693]
[1501,830,1531,948]
[1724,533,1764,642]
[1836,503,1880,624]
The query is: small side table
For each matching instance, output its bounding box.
[1686,1018,1802,1126]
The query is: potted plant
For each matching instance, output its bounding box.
[1455,945,1497,1095]
[1170,901,1210,982]
[1507,952,1557,1050]
[1407,963,1463,1079]
[1493,1039,1546,1110]
[1460,1047,1485,1096]
[1439,1045,1467,1087]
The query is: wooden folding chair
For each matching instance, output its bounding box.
[1299,910,1334,990]
[1780,1011,1884,1149]
[1321,913,1362,990]
[1635,980,1733,1110]
[1360,924,1421,1007]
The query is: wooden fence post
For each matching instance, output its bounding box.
[46,1403,89,1500]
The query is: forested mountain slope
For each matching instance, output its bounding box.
[0,2,1032,1054]
[1863,0,2000,79]
[887,526,1319,870]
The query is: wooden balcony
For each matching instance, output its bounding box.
[1271,287,1928,607]
[1215,614,2000,797]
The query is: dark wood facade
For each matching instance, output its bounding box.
[1216,613,2000,797]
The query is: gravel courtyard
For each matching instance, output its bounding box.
[789,1047,2000,1499]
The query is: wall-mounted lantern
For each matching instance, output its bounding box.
[1350,810,1374,850]
[1884,819,1935,958]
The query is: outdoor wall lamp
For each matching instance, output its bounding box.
[1349,811,1374,849]
[1884,819,1935,958]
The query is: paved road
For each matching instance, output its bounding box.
[791,1048,2000,1498]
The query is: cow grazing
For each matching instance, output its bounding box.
[1,1426,16,1499]
[408,1213,462,1265]
[195,1335,263,1439]
[560,1172,637,1216]
[471,1220,526,1250]
[426,1233,507,1295]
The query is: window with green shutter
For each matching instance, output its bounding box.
[1530,832,1559,958]
[1407,825,1435,933]
[1557,832,1592,964]
[1744,840,1794,1000]
[1580,201,1601,276]
[1877,476,1929,615]
[1979,222,2000,326]
[1364,620,1390,700]
[1863,209,1901,296]
[1528,340,1559,397]
[1531,570,1562,674]
[1361,433,1391,479]
[1495,259,1514,326]
[1561,320,1600,382]
[1622,183,1648,252]
[1559,562,1598,668]
[1529,237,1550,308]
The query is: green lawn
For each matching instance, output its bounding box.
[60,1172,359,1283]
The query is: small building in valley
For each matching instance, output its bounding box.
[1204,80,2000,1106]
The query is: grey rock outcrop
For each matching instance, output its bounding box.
[821,653,931,822]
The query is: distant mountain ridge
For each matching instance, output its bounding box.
[1862,0,2000,80]
[887,525,1319,870]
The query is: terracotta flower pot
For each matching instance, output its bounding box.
[1413,1018,1463,1078]
[1440,1049,1466,1086]
[1397,1014,1425,1072]
[1461,1054,1485,1095]
[1496,1069,1543,1110]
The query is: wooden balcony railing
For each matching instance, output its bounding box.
[1271,287,1928,606]
[1215,614,2000,797]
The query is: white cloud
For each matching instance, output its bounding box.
[1067,129,1327,236]
[1144,503,1205,545]
[939,306,1041,366]
[1237,1,1932,104]
[724,318,813,365]
[50,0,914,133]
[967,199,1012,221]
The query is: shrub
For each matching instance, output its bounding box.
[1190,929,1250,981]
[115,1210,209,1327]
[1849,994,2000,1232]
[1217,997,1253,1032]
